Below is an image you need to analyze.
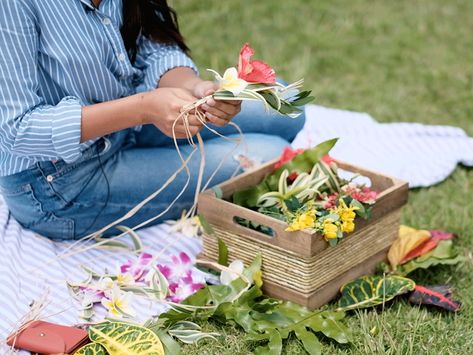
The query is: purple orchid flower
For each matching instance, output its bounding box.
[120,252,153,281]
[168,270,205,303]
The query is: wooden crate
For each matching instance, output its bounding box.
[198,159,408,309]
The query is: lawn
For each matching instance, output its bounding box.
[170,0,473,353]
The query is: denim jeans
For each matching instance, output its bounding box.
[0,101,305,240]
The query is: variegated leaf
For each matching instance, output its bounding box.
[338,275,415,311]
[89,321,165,355]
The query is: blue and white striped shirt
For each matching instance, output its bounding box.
[0,0,197,176]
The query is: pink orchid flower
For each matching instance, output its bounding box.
[120,252,153,281]
[157,252,193,284]
[168,271,205,303]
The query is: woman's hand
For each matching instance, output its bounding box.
[192,80,242,127]
[142,88,204,139]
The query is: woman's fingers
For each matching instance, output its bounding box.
[204,112,228,127]
[201,99,241,121]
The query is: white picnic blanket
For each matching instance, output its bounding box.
[1,104,472,353]
[292,105,473,187]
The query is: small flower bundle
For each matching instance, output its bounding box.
[232,139,378,246]
[181,43,314,121]
[68,252,206,320]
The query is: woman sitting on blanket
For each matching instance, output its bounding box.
[0,0,304,240]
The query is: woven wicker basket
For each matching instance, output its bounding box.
[198,159,408,309]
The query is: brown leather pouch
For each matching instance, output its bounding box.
[6,320,90,354]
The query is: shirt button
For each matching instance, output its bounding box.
[117,53,126,62]
[102,17,111,25]
[46,175,54,182]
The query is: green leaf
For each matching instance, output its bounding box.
[350,199,367,219]
[242,253,263,285]
[116,225,143,252]
[88,321,165,355]
[308,313,351,344]
[75,343,108,355]
[267,329,283,355]
[217,238,229,266]
[155,330,181,355]
[284,196,302,211]
[232,138,338,208]
[197,214,214,235]
[337,275,416,311]
[294,326,322,355]
[168,321,219,344]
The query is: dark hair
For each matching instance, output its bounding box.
[121,0,190,62]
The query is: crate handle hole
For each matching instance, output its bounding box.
[232,216,275,237]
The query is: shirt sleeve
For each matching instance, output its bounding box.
[134,35,198,92]
[0,1,83,163]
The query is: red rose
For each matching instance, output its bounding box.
[238,43,276,84]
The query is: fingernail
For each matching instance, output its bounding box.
[202,104,209,110]
[207,99,215,106]
[205,112,213,119]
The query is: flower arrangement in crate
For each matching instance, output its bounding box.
[231,139,378,246]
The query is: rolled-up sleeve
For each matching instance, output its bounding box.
[0,1,83,163]
[134,35,198,91]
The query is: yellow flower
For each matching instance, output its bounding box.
[341,220,355,233]
[323,219,339,239]
[286,210,316,232]
[333,199,358,224]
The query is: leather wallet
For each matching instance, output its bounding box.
[6,320,90,354]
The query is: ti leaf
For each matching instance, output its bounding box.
[408,285,461,312]
[337,275,416,311]
[217,238,229,267]
[75,343,108,355]
[197,214,214,235]
[88,321,165,355]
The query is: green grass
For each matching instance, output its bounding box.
[170,1,473,353]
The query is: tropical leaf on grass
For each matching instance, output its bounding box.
[396,240,464,276]
[409,285,461,312]
[167,321,220,344]
[245,304,351,355]
[75,342,108,355]
[88,321,165,355]
[400,228,456,264]
[152,254,350,355]
[337,275,415,311]
[388,225,431,269]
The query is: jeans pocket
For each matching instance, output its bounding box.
[0,183,44,225]
[28,212,75,241]
[0,183,75,240]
